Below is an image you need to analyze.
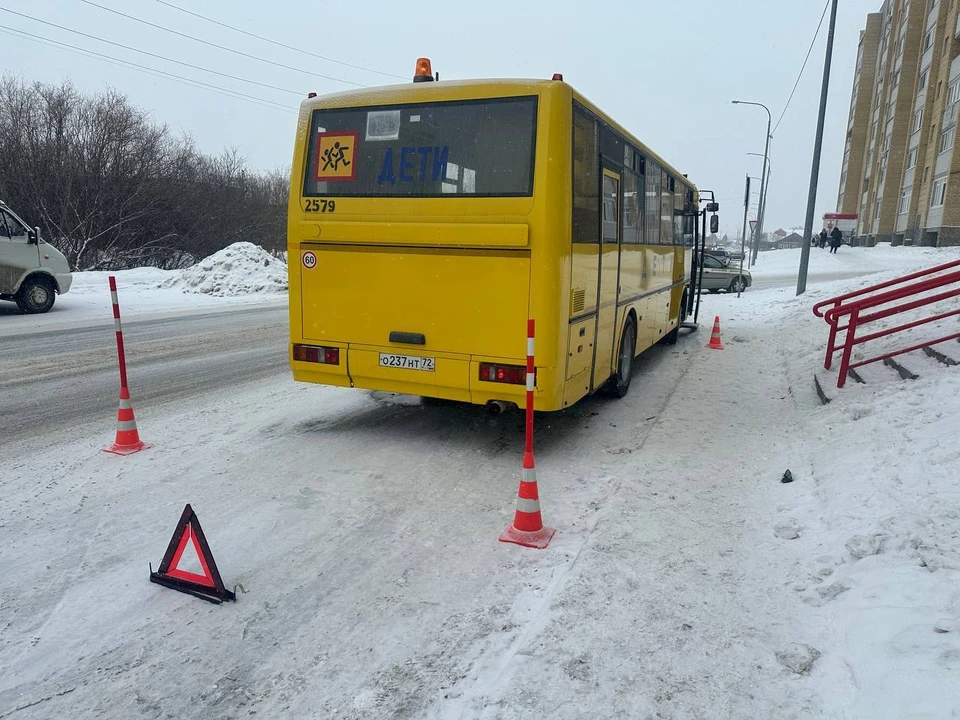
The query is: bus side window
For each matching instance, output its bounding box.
[645,161,660,246]
[661,173,673,246]
[572,107,599,244]
[622,171,642,244]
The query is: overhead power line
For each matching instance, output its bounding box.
[79,0,366,88]
[154,0,406,81]
[0,6,302,97]
[0,24,295,113]
[773,0,831,135]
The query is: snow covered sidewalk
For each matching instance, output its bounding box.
[430,310,823,718]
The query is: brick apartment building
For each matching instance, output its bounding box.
[837,0,960,246]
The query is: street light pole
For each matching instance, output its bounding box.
[798,0,840,295]
[739,174,750,298]
[732,100,772,268]
[747,152,771,256]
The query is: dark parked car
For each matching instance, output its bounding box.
[705,247,730,262]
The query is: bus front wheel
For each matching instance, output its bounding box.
[606,318,636,399]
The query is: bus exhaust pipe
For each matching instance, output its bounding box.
[487,400,515,416]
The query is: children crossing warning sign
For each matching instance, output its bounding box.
[150,504,236,604]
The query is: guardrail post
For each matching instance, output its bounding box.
[824,300,840,370]
[837,307,859,388]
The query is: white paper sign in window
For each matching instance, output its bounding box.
[463,168,477,194]
[366,110,401,141]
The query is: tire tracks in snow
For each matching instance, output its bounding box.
[433,339,702,719]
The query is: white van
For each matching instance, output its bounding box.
[0,201,72,313]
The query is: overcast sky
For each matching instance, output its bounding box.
[3,0,881,239]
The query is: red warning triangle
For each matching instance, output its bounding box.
[149,504,235,603]
[166,523,216,587]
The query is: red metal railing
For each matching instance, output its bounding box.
[813,258,960,388]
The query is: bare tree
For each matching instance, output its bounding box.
[0,76,289,271]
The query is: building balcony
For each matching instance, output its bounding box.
[944,102,959,127]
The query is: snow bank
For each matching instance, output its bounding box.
[749,243,951,275]
[704,247,960,717]
[162,242,287,296]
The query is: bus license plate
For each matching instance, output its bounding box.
[379,353,435,372]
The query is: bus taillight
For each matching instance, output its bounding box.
[293,344,340,365]
[479,362,532,385]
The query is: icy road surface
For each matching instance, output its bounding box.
[0,305,287,445]
[1,319,817,719]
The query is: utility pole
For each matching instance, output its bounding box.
[798,0,839,295]
[732,100,772,268]
[756,163,770,263]
[753,120,771,267]
[738,174,750,298]
[747,153,771,258]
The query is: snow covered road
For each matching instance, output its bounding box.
[0,306,818,719]
[0,305,287,445]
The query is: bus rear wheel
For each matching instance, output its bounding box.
[606,318,636,398]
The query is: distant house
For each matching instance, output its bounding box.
[773,228,788,239]
[776,232,805,249]
[759,231,805,251]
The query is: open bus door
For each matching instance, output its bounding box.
[682,196,717,329]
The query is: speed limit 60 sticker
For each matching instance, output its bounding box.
[302,251,317,269]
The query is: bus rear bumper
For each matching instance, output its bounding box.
[290,344,559,409]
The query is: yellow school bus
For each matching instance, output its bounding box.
[288,60,697,412]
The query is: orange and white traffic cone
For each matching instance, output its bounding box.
[102,386,151,455]
[707,315,724,350]
[499,452,556,549]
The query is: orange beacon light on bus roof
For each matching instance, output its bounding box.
[413,57,434,82]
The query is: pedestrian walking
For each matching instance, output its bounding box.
[819,228,828,249]
[829,225,843,254]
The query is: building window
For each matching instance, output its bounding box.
[924,29,934,51]
[907,147,918,168]
[899,186,912,214]
[939,126,955,153]
[913,108,924,132]
[931,176,947,206]
[919,68,929,90]
[948,79,960,105]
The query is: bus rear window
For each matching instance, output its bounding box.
[302,96,537,198]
